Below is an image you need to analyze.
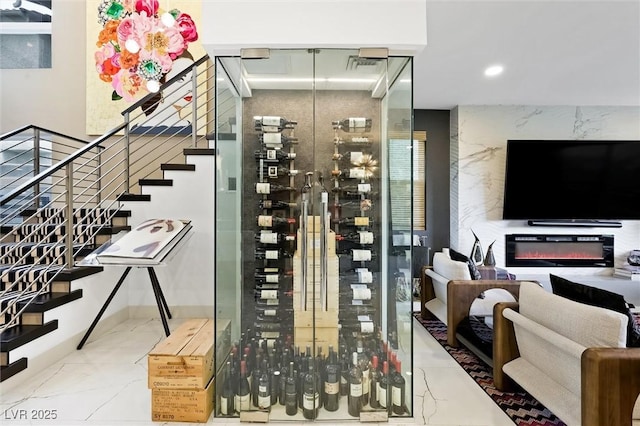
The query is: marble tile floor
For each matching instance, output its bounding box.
[0,316,515,426]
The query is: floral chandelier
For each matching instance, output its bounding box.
[95,0,198,102]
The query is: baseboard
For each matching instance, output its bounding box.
[128,305,214,319]
[0,307,129,392]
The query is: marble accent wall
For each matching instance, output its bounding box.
[451,105,640,276]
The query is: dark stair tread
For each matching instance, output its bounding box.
[183,148,216,156]
[161,163,196,171]
[0,320,58,351]
[18,290,83,312]
[117,193,151,202]
[0,357,27,382]
[52,266,103,281]
[138,179,173,186]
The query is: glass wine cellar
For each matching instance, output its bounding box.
[214,48,415,422]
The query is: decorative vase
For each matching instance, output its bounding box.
[484,240,496,267]
[628,250,640,266]
[470,229,484,266]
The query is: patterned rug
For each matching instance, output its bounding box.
[413,312,567,426]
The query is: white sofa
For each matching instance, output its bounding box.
[494,281,640,426]
[420,249,522,347]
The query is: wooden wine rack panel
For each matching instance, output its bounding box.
[293,216,339,350]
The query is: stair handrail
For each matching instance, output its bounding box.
[1,125,101,147]
[0,124,126,207]
[0,53,214,335]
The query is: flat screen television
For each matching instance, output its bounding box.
[502,140,640,222]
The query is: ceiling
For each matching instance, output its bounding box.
[414,1,640,110]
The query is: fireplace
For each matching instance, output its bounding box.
[505,234,614,267]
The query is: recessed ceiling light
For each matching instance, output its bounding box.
[484,65,504,77]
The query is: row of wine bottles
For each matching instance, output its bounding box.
[219,334,406,418]
[254,116,370,134]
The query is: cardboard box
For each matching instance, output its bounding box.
[148,319,214,389]
[151,376,214,423]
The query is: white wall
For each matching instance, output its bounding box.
[450,105,640,276]
[120,154,216,318]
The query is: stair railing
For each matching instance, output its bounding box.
[0,54,215,334]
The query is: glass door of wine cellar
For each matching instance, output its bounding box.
[215,48,414,422]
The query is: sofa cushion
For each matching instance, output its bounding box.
[550,274,640,348]
[449,248,482,280]
[432,251,471,281]
[519,281,628,349]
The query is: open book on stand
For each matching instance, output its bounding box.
[85,218,192,266]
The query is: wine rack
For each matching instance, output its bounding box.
[252,116,299,347]
[218,115,409,420]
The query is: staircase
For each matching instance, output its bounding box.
[0,207,130,380]
[0,54,216,383]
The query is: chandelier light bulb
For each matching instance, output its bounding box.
[147,80,161,93]
[125,39,140,54]
[161,12,176,27]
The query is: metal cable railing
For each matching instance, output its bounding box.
[0,54,215,333]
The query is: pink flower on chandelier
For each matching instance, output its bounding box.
[95,0,199,102]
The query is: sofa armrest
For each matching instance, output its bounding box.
[581,347,640,426]
[446,280,523,347]
[493,301,520,391]
[421,265,435,319]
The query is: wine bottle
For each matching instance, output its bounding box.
[257,215,296,228]
[330,201,373,222]
[331,182,373,196]
[302,365,320,419]
[254,271,291,284]
[332,117,372,132]
[340,250,380,271]
[339,284,377,302]
[331,167,367,180]
[297,353,308,409]
[356,340,370,407]
[285,361,298,416]
[254,247,292,261]
[255,231,296,245]
[254,287,293,301]
[258,132,298,147]
[336,230,374,243]
[348,352,363,417]
[334,136,372,145]
[238,360,251,412]
[257,164,299,178]
[257,359,271,410]
[369,355,381,409]
[255,182,296,194]
[340,268,374,284]
[256,308,293,322]
[220,361,235,415]
[338,305,378,319]
[340,318,377,335]
[340,352,350,396]
[251,353,263,407]
[378,360,390,410]
[259,199,297,210]
[391,360,405,415]
[254,116,297,132]
[268,351,280,406]
[254,149,296,162]
[351,249,374,262]
[323,346,340,412]
[332,151,366,164]
[335,215,374,228]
